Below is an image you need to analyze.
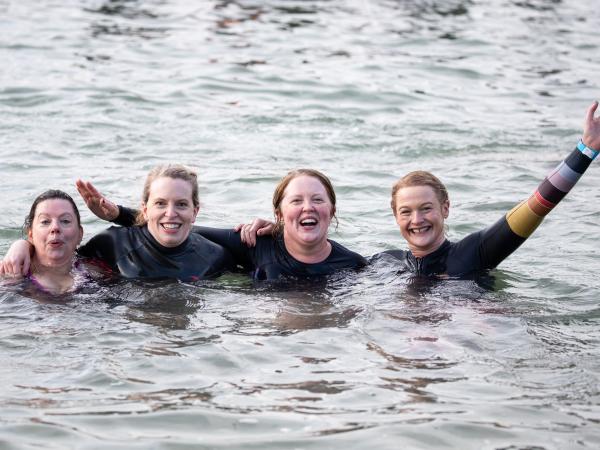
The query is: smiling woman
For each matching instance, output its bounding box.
[0,165,235,281]
[379,101,600,277]
[75,165,234,280]
[134,166,200,247]
[71,168,366,281]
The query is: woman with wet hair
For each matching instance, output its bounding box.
[73,168,366,281]
[0,190,84,294]
[1,165,234,281]
[378,100,600,277]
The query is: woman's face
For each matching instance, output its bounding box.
[278,175,334,250]
[393,185,449,256]
[28,199,83,267]
[142,176,199,248]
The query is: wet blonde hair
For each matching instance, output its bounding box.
[135,164,199,226]
[272,169,337,235]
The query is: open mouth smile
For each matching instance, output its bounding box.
[409,225,431,234]
[299,217,318,228]
[161,223,182,231]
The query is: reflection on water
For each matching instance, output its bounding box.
[2,0,600,448]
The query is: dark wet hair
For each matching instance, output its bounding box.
[23,190,81,236]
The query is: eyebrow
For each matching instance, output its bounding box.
[37,212,75,217]
[152,197,190,202]
[398,202,434,209]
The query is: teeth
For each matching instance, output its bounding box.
[300,219,317,226]
[411,226,429,234]
[162,224,181,229]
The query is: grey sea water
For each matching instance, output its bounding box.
[1,1,599,448]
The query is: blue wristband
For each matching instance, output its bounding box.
[577,139,599,160]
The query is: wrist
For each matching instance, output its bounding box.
[577,139,599,160]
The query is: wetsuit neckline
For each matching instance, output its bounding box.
[141,225,190,255]
[412,239,452,261]
[276,234,333,266]
[408,239,451,275]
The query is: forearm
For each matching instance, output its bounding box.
[481,142,596,269]
[193,226,253,268]
[505,143,596,238]
[113,206,138,227]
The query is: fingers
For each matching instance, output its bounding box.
[21,257,30,276]
[75,179,97,207]
[241,223,257,247]
[585,100,598,125]
[236,219,272,247]
[582,100,600,150]
[235,223,256,246]
[256,222,275,236]
[0,257,26,278]
[99,198,119,220]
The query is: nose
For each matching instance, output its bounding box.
[50,219,61,233]
[165,203,177,217]
[302,199,315,210]
[411,210,423,223]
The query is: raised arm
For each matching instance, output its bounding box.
[479,101,599,269]
[75,179,120,222]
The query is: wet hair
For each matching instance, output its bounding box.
[272,168,338,235]
[135,164,199,226]
[23,190,81,237]
[390,170,449,215]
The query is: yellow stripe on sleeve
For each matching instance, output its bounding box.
[505,200,544,238]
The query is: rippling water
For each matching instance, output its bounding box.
[1,0,599,448]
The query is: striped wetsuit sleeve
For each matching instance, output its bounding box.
[480,144,595,269]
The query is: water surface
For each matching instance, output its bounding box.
[1,1,599,448]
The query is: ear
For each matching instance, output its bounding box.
[442,200,450,219]
[77,226,84,245]
[193,205,200,220]
[27,229,33,243]
[142,202,149,220]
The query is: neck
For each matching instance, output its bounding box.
[30,257,75,294]
[283,235,332,264]
[409,236,446,259]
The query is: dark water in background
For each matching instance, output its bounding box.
[1,1,599,448]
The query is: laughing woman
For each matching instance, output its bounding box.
[77,169,367,281]
[379,100,600,277]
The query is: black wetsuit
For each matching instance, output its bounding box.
[374,223,516,278]
[112,208,367,281]
[77,225,235,281]
[378,144,595,277]
[194,226,367,281]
